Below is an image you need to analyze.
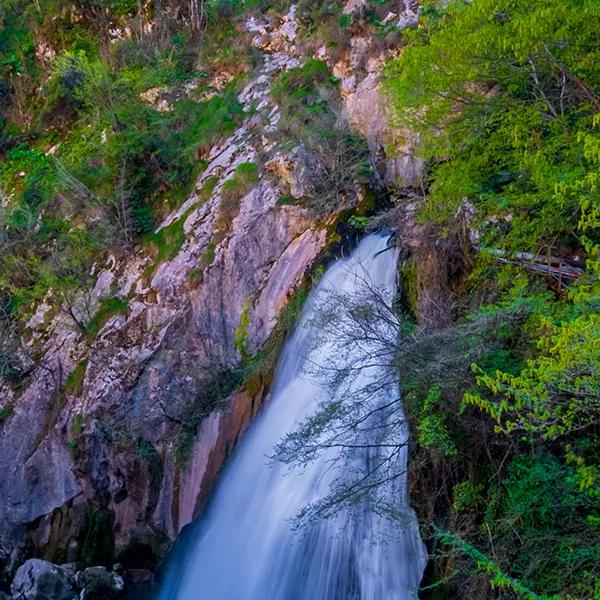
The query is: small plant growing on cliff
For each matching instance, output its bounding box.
[64,359,88,396]
[171,366,245,467]
[198,175,220,204]
[234,161,259,185]
[417,385,457,457]
[86,297,129,339]
[271,60,371,214]
[242,285,309,398]
[201,241,216,266]
[213,164,259,242]
[0,405,13,423]
[348,215,370,230]
[136,439,158,460]
[70,413,85,437]
[234,296,252,362]
[67,413,85,453]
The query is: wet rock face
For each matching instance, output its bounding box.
[0,8,322,569]
[335,2,424,188]
[0,1,423,577]
[120,569,153,600]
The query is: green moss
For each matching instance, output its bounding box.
[71,413,85,437]
[213,171,256,242]
[146,214,187,264]
[0,404,14,423]
[243,285,309,398]
[162,185,191,212]
[186,238,217,286]
[86,297,129,339]
[80,505,115,566]
[221,177,244,200]
[400,260,419,317]
[175,367,244,467]
[144,204,199,278]
[198,175,220,204]
[271,59,334,108]
[234,161,259,184]
[220,163,259,202]
[417,386,457,457]
[68,413,85,453]
[234,296,252,361]
[201,241,216,266]
[136,439,156,460]
[64,359,88,396]
[186,267,204,287]
[348,215,370,229]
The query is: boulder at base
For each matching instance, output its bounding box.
[75,566,124,599]
[11,559,77,600]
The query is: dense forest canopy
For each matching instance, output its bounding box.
[384,0,599,442]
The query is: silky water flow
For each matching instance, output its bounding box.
[159,234,427,600]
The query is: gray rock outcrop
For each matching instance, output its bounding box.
[0,1,423,578]
[11,559,77,600]
[75,566,124,599]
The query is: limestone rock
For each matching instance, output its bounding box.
[11,560,77,600]
[0,1,426,576]
[75,567,124,599]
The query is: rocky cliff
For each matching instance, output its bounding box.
[0,0,422,584]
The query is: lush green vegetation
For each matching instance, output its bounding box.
[271,59,372,213]
[257,1,597,598]
[0,0,253,340]
[383,0,600,597]
[1,0,597,596]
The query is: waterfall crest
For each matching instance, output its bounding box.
[159,234,427,600]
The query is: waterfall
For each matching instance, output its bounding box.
[158,234,427,600]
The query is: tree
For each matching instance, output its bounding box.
[384,0,600,257]
[273,267,413,524]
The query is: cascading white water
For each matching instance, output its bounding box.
[159,234,427,600]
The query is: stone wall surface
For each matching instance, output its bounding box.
[0,1,422,582]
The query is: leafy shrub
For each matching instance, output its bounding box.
[451,480,484,513]
[271,60,371,213]
[198,175,220,204]
[234,296,252,361]
[175,367,244,466]
[86,297,129,339]
[0,404,14,423]
[417,385,457,457]
[203,239,218,264]
[384,0,600,256]
[65,360,88,396]
[271,59,334,114]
